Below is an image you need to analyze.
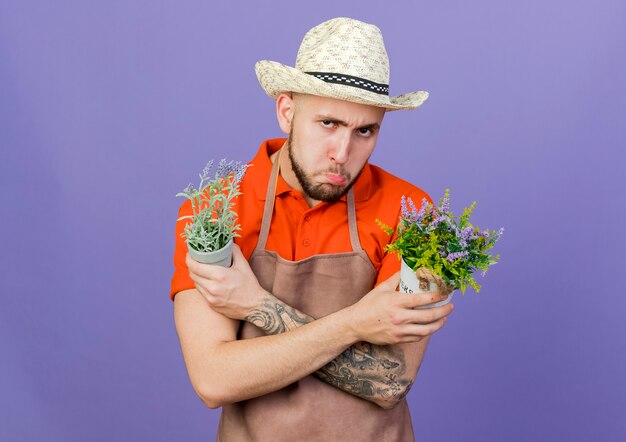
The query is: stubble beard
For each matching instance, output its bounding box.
[287,127,363,203]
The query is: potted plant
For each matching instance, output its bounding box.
[176,159,250,267]
[377,189,503,308]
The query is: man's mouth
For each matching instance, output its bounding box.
[324,173,348,186]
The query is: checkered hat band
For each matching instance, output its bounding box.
[305,71,389,96]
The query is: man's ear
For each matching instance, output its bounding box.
[276,93,296,135]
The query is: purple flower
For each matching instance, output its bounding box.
[461,226,474,240]
[200,160,214,180]
[233,163,250,184]
[408,197,417,214]
[430,213,450,229]
[401,195,410,219]
[183,183,197,195]
[401,196,430,224]
[453,226,473,247]
[450,223,460,235]
[482,227,504,242]
[439,196,450,214]
[216,159,237,179]
[447,251,469,262]
[417,197,429,218]
[215,159,250,184]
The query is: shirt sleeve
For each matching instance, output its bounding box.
[170,200,195,301]
[375,248,403,287]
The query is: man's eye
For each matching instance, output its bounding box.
[358,128,373,137]
[321,120,335,128]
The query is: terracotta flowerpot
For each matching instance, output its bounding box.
[399,259,455,309]
[187,239,233,267]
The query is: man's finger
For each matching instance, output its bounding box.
[401,316,448,339]
[405,303,453,324]
[186,253,206,275]
[186,252,223,279]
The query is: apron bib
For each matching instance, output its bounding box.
[217,150,414,441]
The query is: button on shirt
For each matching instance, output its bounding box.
[170,138,432,300]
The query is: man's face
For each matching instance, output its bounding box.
[285,94,386,203]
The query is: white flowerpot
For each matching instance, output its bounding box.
[399,259,455,309]
[187,239,233,267]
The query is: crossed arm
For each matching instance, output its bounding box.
[174,245,453,409]
[245,292,427,408]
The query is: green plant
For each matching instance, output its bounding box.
[176,159,250,253]
[377,189,503,293]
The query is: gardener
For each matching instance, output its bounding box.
[171,17,454,441]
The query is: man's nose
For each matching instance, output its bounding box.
[330,131,351,164]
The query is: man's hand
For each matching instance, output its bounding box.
[186,244,267,320]
[346,272,454,346]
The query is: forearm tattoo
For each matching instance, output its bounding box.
[245,301,312,334]
[244,295,414,406]
[315,342,413,406]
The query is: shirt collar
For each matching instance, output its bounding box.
[250,138,372,203]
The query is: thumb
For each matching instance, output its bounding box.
[231,242,245,265]
[231,243,254,274]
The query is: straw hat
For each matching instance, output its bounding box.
[255,17,428,111]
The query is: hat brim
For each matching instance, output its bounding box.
[255,60,428,111]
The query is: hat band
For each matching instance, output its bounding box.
[305,71,389,96]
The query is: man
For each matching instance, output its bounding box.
[171,17,454,441]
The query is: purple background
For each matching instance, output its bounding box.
[1,1,625,440]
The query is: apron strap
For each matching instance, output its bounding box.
[256,148,282,250]
[346,189,363,252]
[255,147,363,253]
